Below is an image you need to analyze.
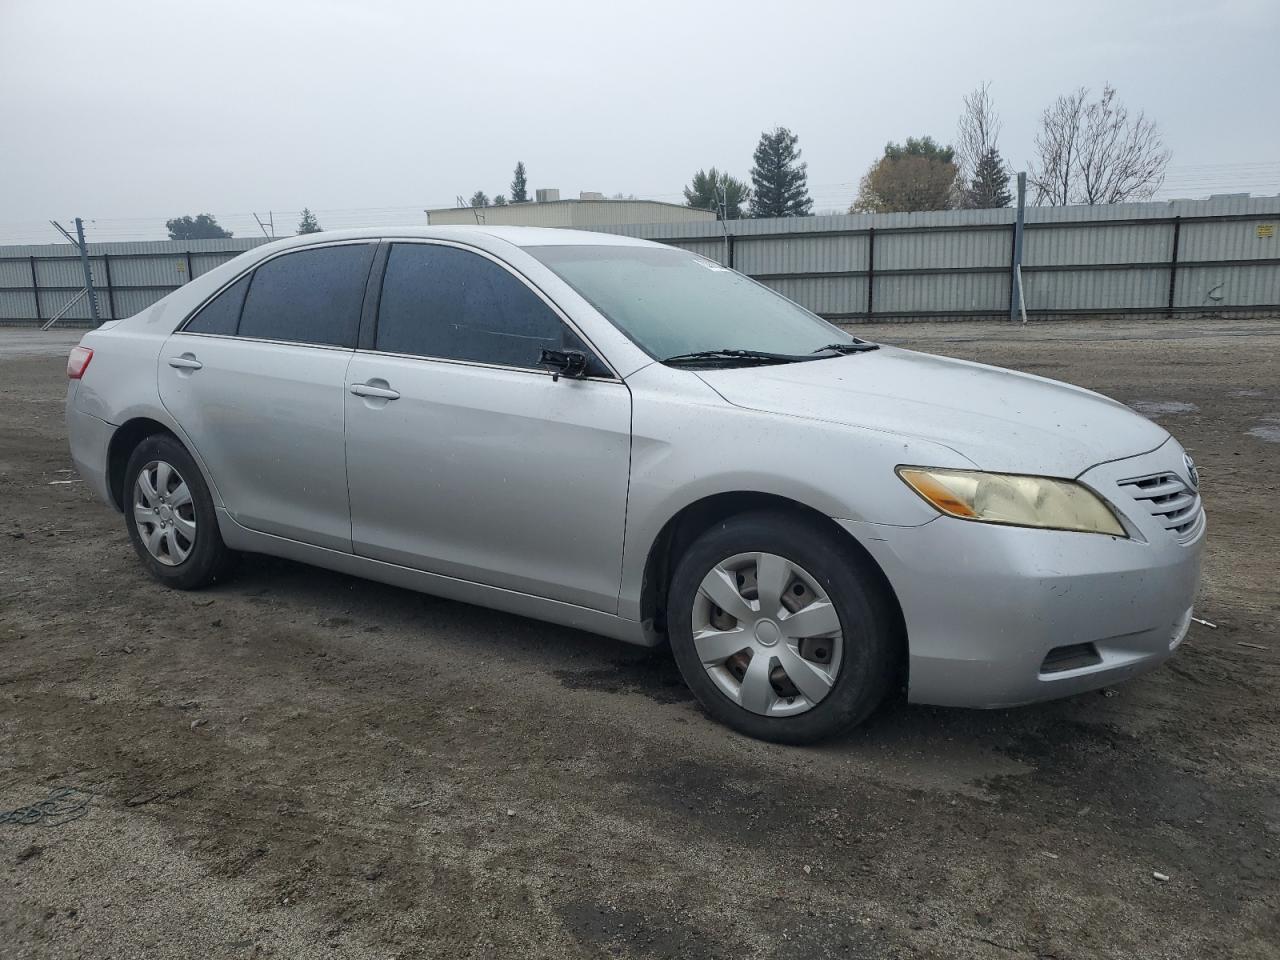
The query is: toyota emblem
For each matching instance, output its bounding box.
[1184,453,1199,490]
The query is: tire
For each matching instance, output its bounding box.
[667,510,897,744]
[123,433,236,590]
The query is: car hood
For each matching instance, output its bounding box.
[694,345,1169,477]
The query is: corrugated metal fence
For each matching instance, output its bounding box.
[2,198,1278,325]
[0,237,270,325]
[604,196,1280,320]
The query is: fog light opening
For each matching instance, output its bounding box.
[1040,642,1102,675]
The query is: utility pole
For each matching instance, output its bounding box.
[253,212,276,239]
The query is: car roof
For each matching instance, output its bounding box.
[447,225,658,248]
[248,225,660,253]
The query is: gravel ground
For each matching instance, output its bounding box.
[1,319,1277,959]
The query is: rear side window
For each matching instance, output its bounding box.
[376,243,569,368]
[185,275,248,335]
[238,244,374,348]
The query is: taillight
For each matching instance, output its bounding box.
[67,345,94,379]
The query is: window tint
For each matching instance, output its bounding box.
[238,244,374,347]
[185,275,248,336]
[376,243,570,368]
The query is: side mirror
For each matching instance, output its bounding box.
[539,348,588,382]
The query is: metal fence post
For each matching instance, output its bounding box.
[1009,172,1026,322]
[103,253,117,319]
[866,227,875,318]
[28,255,40,322]
[1166,216,1181,315]
[727,233,735,270]
[74,217,100,324]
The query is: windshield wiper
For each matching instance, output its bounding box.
[811,341,880,354]
[661,348,820,366]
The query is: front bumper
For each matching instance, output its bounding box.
[840,439,1205,708]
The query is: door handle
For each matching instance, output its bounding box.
[350,382,400,400]
[168,355,203,370]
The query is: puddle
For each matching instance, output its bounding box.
[1131,400,1198,416]
[1230,388,1265,398]
[553,654,694,704]
[1247,420,1280,443]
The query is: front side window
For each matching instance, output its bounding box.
[526,244,857,360]
[238,244,374,348]
[185,274,249,336]
[375,243,577,368]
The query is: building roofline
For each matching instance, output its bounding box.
[423,197,706,215]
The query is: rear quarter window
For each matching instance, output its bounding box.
[184,275,249,336]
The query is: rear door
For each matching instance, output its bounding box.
[344,240,632,612]
[159,241,376,551]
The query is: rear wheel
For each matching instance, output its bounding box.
[123,434,235,589]
[668,511,897,744]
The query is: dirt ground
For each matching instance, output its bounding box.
[1,318,1277,960]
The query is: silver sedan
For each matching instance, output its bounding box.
[66,227,1204,742]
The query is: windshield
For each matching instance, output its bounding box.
[526,244,860,361]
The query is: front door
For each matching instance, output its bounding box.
[344,241,631,612]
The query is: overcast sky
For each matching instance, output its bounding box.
[2,0,1278,243]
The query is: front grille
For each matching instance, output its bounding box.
[1118,471,1203,541]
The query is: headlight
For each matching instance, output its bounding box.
[897,466,1126,536]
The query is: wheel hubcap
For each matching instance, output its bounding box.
[133,460,196,566]
[691,552,843,718]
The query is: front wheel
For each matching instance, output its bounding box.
[668,511,898,744]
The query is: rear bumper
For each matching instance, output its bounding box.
[838,441,1204,708]
[66,399,116,508]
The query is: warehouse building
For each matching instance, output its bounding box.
[424,190,715,227]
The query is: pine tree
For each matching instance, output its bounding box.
[296,208,322,234]
[469,191,490,208]
[493,195,508,206]
[510,162,529,203]
[966,148,1012,208]
[683,168,750,219]
[749,127,812,219]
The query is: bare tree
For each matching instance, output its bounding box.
[1028,84,1170,205]
[1028,88,1087,205]
[955,82,1001,188]
[1077,86,1171,204]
